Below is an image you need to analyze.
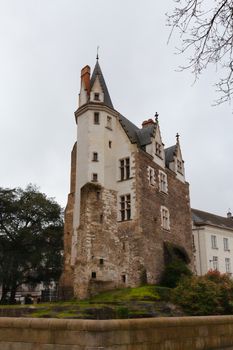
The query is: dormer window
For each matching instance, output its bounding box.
[177,159,183,174]
[155,142,162,158]
[94,93,100,101]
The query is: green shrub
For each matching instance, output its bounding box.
[116,306,129,319]
[172,271,233,316]
[160,259,192,288]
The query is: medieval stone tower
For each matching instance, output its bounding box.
[60,59,193,299]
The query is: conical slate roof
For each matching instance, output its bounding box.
[90,61,114,109]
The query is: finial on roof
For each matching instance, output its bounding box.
[155,112,159,123]
[227,209,232,218]
[96,46,100,60]
[176,133,180,142]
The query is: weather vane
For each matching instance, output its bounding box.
[96,46,100,60]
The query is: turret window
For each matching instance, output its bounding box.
[92,152,98,161]
[120,194,131,221]
[106,116,112,129]
[94,112,100,124]
[119,157,130,181]
[94,93,100,101]
[92,173,98,182]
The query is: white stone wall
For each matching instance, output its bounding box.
[72,107,137,264]
[193,224,233,275]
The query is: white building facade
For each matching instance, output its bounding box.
[192,209,233,276]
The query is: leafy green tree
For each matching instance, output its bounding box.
[0,185,63,303]
[160,258,192,288]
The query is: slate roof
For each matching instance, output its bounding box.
[89,61,176,168]
[90,61,114,109]
[164,145,177,167]
[192,209,233,230]
[136,124,156,146]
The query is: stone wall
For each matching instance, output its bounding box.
[1,316,233,349]
[136,149,193,283]
[59,142,77,299]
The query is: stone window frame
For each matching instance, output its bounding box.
[211,235,218,249]
[92,152,98,162]
[119,194,131,221]
[158,170,168,193]
[91,271,96,279]
[155,142,163,159]
[161,206,170,230]
[94,93,100,101]
[177,159,183,174]
[92,173,98,182]
[212,256,218,270]
[225,257,231,273]
[223,237,230,251]
[106,115,112,130]
[148,166,156,186]
[94,112,100,125]
[119,157,130,181]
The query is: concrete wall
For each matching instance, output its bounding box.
[1,316,233,349]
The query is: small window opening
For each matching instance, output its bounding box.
[96,191,100,200]
[92,173,98,182]
[94,93,100,101]
[93,152,98,161]
[122,242,125,251]
[91,272,96,279]
[122,275,126,283]
[109,141,112,148]
[106,116,112,129]
[99,258,104,265]
[94,112,100,124]
[100,214,103,223]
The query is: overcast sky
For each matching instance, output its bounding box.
[1,0,232,217]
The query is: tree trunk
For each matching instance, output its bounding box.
[0,284,9,304]
[9,284,17,304]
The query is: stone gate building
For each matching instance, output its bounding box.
[60,59,193,299]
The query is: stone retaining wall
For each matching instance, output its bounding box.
[1,316,233,349]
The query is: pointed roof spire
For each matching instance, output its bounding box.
[96,46,99,61]
[90,60,114,109]
[176,133,180,143]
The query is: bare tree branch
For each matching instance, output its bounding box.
[168,0,233,106]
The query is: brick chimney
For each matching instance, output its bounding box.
[142,119,155,128]
[81,65,90,95]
